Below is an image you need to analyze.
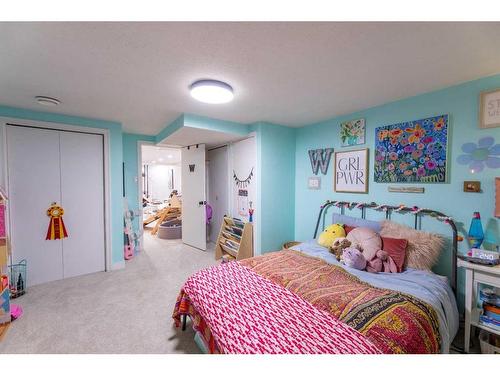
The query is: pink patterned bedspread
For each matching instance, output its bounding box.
[173,261,380,354]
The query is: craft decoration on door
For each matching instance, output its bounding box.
[238,189,249,216]
[189,164,195,172]
[45,203,68,240]
[233,167,254,188]
[308,148,334,175]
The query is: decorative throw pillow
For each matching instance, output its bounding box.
[381,237,408,272]
[380,220,444,271]
[345,225,407,272]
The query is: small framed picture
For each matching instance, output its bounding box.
[340,118,365,147]
[334,148,369,193]
[463,181,481,193]
[479,88,500,129]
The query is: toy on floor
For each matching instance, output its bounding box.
[329,237,352,261]
[341,246,366,270]
[318,223,346,248]
[10,304,22,321]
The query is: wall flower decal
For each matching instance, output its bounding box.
[457,136,500,173]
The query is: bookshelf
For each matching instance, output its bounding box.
[215,216,253,261]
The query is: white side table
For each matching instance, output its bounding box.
[457,258,500,353]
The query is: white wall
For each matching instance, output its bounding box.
[228,137,256,221]
[146,164,176,202]
[207,146,229,243]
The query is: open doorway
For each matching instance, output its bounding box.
[140,145,183,241]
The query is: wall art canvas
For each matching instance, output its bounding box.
[334,148,368,193]
[340,118,365,147]
[480,88,500,129]
[374,114,448,183]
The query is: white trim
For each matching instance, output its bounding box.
[137,140,155,251]
[0,116,113,273]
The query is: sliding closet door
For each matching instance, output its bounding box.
[60,131,105,278]
[6,125,64,286]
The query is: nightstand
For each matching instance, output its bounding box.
[457,258,500,353]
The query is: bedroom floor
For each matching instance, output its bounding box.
[0,232,217,354]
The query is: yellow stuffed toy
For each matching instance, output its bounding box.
[317,223,346,248]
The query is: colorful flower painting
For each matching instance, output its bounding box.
[340,118,365,147]
[374,115,448,183]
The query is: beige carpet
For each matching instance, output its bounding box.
[0,233,217,353]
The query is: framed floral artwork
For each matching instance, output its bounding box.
[374,114,448,183]
[340,118,365,147]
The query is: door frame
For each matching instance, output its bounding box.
[0,117,113,272]
[136,140,155,251]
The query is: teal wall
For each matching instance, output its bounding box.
[250,122,296,253]
[294,74,500,309]
[0,105,125,266]
[123,133,155,233]
[156,116,297,255]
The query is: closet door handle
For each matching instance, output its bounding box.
[198,201,207,206]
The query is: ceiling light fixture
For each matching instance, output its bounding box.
[35,96,60,106]
[189,79,234,104]
[167,155,173,159]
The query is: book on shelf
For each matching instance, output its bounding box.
[479,314,500,331]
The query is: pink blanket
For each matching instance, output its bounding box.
[175,261,380,354]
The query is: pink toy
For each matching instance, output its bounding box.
[346,227,382,261]
[341,247,367,270]
[366,250,398,273]
[10,304,23,321]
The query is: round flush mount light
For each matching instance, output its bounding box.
[189,79,234,104]
[35,96,60,106]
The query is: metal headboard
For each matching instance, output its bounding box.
[313,200,459,295]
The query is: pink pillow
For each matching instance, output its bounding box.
[381,237,408,273]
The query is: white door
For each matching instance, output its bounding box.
[181,144,206,250]
[6,125,105,286]
[207,146,229,243]
[6,126,64,286]
[60,131,105,278]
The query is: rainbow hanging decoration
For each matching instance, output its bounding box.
[45,203,68,240]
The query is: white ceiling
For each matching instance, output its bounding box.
[1,22,500,135]
[159,127,248,148]
[141,145,180,165]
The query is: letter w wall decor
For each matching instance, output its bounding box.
[308,148,334,175]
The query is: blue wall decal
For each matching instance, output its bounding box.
[457,136,500,173]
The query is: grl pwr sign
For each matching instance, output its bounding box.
[334,148,369,193]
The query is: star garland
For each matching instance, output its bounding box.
[233,167,254,188]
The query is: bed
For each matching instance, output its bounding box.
[172,200,460,354]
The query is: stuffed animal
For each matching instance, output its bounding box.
[329,237,352,261]
[346,227,382,261]
[341,246,367,270]
[366,250,398,273]
[317,223,346,248]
